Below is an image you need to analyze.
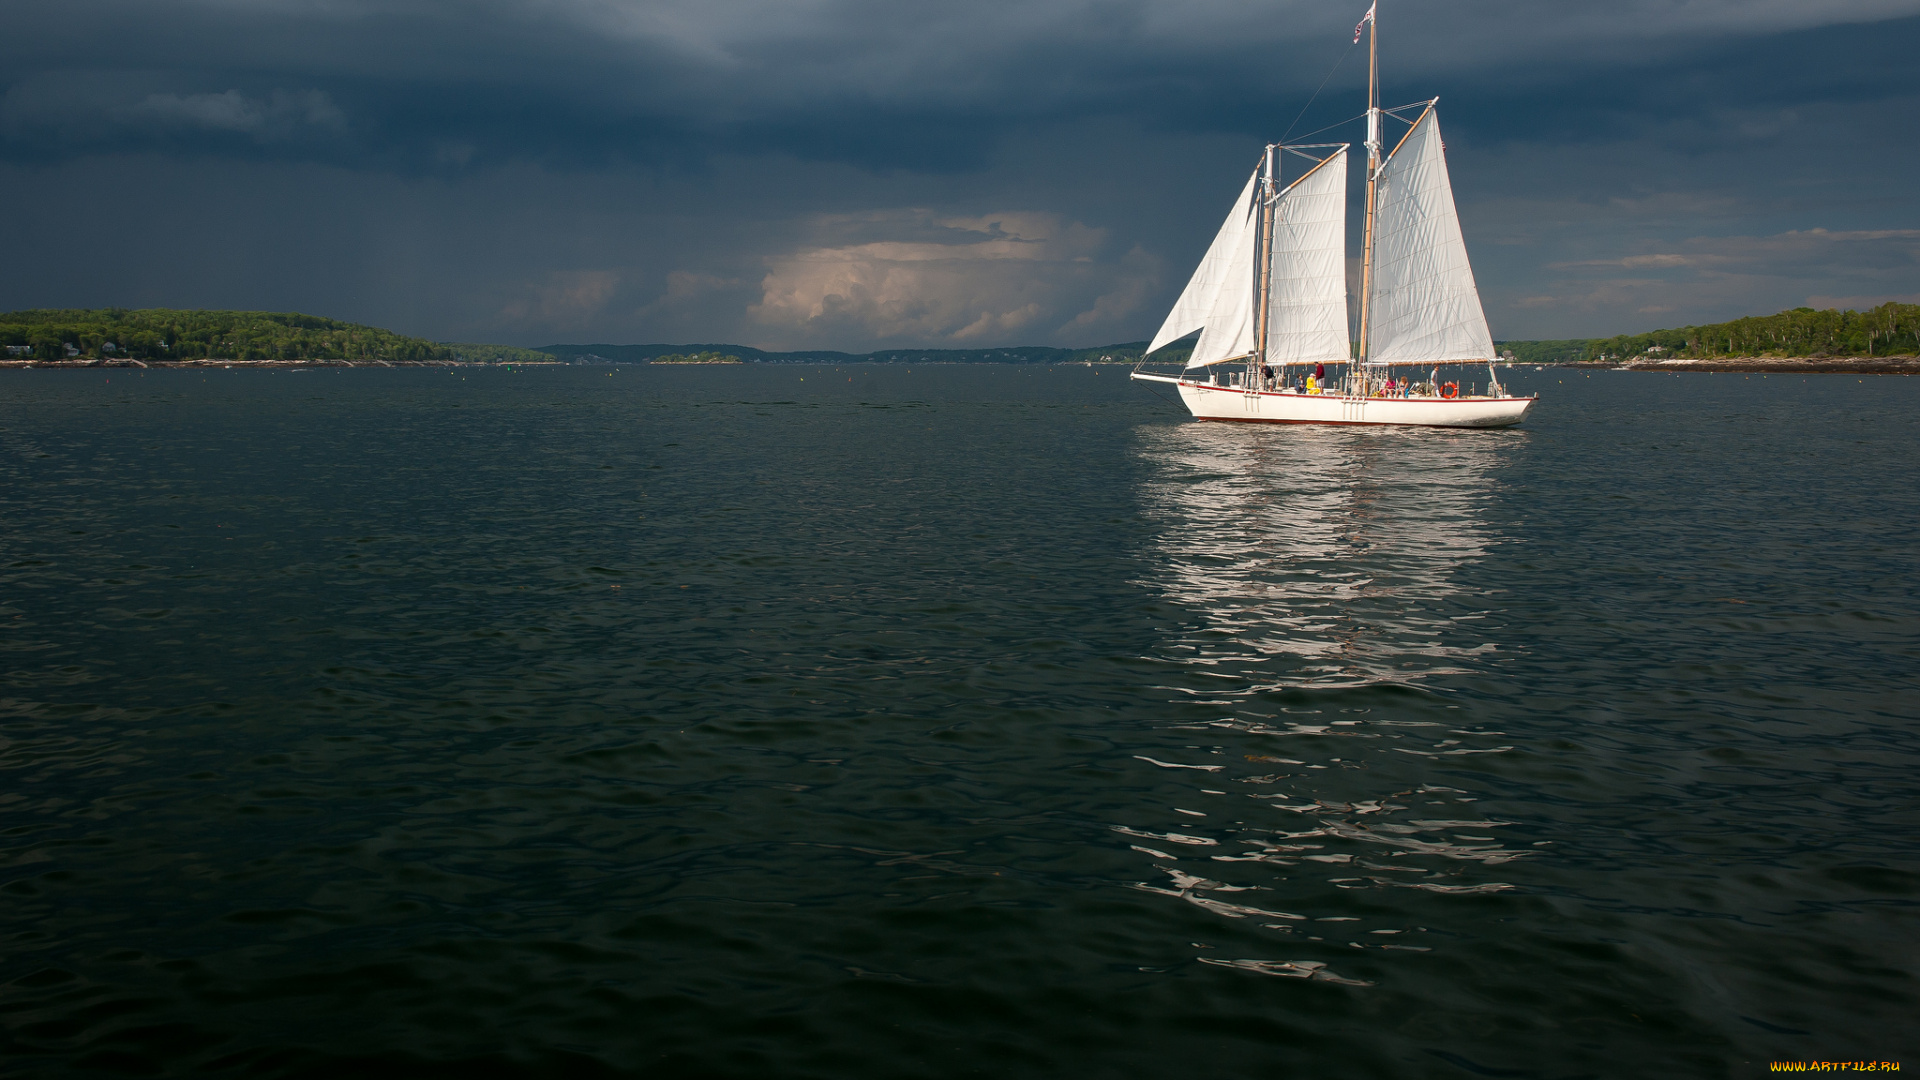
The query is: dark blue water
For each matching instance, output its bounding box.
[2,365,1915,1077]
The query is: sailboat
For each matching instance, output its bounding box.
[1131,3,1535,428]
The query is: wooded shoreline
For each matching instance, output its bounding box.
[0,358,563,369]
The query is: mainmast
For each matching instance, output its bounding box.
[1252,144,1276,387]
[1356,2,1380,369]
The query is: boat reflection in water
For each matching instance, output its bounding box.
[1119,421,1537,985]
[1138,421,1513,692]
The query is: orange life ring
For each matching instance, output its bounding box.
[1440,382,1460,399]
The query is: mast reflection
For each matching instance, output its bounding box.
[1136,422,1520,692]
[1118,424,1534,984]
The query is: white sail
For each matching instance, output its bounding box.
[1189,205,1261,366]
[1146,168,1261,364]
[1365,110,1495,366]
[1264,148,1351,367]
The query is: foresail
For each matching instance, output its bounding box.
[1146,169,1261,361]
[1265,148,1351,367]
[1366,110,1495,366]
[1188,197,1261,366]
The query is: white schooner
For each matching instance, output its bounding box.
[1131,3,1535,428]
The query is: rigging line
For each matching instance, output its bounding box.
[1285,111,1368,146]
[1281,38,1358,143]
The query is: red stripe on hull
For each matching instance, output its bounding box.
[1193,416,1513,428]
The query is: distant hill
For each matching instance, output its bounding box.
[0,308,550,364]
[539,341,1173,365]
[549,338,1586,367]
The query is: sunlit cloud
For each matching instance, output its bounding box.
[748,211,1158,348]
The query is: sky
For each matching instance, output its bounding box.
[3,0,1918,350]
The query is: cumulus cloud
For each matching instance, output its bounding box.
[748,211,1158,348]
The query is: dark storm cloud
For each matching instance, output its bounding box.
[4,0,1918,347]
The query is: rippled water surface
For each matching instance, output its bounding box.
[2,366,1915,1077]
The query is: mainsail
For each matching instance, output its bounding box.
[1364,109,1495,366]
[1146,169,1261,366]
[1264,148,1351,367]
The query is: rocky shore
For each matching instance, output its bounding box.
[1565,355,1920,374]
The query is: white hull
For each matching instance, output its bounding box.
[1136,375,1534,428]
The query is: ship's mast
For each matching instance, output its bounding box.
[1252,144,1276,388]
[1356,4,1380,372]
